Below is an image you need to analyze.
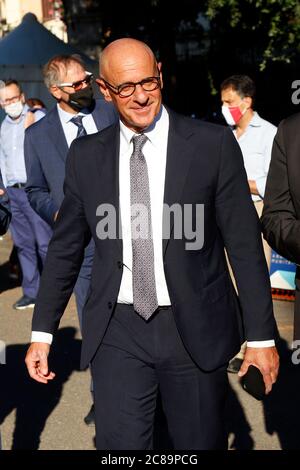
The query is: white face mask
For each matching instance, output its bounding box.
[221,105,236,126]
[4,100,24,119]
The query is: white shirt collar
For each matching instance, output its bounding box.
[119,105,168,149]
[248,111,262,128]
[56,103,88,124]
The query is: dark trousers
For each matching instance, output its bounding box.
[74,275,90,330]
[91,304,228,450]
[6,188,52,298]
[74,241,94,394]
[73,240,94,329]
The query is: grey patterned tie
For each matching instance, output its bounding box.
[130,134,158,320]
[70,115,87,138]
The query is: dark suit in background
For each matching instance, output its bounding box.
[24,100,117,323]
[262,112,300,342]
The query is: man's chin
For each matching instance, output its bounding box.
[132,113,155,130]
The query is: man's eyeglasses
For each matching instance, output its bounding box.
[100,76,161,98]
[57,72,93,91]
[0,94,22,106]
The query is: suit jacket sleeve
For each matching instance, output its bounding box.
[31,142,91,334]
[216,127,276,341]
[24,128,59,227]
[261,121,300,264]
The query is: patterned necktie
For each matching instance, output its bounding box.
[70,115,87,138]
[130,134,158,320]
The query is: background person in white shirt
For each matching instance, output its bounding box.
[0,80,52,310]
[221,74,277,373]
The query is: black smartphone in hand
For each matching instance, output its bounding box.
[241,365,265,400]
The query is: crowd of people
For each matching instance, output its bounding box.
[0,37,299,450]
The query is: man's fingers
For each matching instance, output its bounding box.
[27,359,49,383]
[237,360,250,377]
[37,371,56,382]
[38,353,49,376]
[262,372,273,394]
[263,365,279,392]
[29,367,50,384]
[270,370,277,384]
[25,343,55,384]
[26,357,55,383]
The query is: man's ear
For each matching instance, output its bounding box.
[96,78,112,102]
[21,93,26,104]
[243,96,252,109]
[157,62,163,90]
[50,85,62,101]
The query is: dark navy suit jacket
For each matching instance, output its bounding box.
[32,109,277,370]
[24,99,117,227]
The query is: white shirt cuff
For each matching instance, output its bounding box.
[247,340,275,348]
[31,331,53,344]
[255,176,266,199]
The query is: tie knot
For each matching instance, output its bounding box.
[132,134,147,153]
[70,115,84,127]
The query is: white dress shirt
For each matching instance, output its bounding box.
[32,105,273,348]
[117,105,171,305]
[233,112,277,201]
[56,104,98,147]
[0,104,45,186]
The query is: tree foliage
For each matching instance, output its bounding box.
[61,1,300,70]
[60,1,300,120]
[206,0,300,70]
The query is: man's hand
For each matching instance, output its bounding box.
[0,189,5,196]
[238,346,279,394]
[25,342,55,384]
[248,179,259,196]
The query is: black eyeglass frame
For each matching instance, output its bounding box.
[100,75,161,98]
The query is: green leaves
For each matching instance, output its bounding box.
[205,0,300,70]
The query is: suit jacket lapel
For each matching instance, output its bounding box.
[94,111,194,259]
[47,107,69,162]
[163,110,194,255]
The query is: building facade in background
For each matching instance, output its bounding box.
[0,0,67,41]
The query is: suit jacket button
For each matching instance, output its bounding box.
[108,302,113,309]
[117,261,122,269]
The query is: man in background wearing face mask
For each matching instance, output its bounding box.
[0,79,52,310]
[221,75,277,373]
[24,54,117,425]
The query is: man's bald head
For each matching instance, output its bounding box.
[97,38,162,133]
[100,38,156,80]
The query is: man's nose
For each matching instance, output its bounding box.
[133,84,149,102]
